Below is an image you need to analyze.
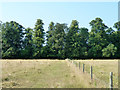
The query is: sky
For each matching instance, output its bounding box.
[0,2,118,32]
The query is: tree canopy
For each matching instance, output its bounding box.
[1,17,120,59]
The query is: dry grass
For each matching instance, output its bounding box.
[70,59,118,88]
[1,59,93,88]
[1,59,118,88]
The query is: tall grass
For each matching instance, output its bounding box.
[2,59,118,88]
[71,60,118,88]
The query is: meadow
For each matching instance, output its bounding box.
[1,59,118,88]
[70,59,118,88]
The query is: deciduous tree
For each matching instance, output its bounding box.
[88,18,108,58]
[2,21,24,58]
[102,44,117,57]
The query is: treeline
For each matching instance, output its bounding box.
[0,17,120,59]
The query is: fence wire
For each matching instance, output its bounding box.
[67,59,118,88]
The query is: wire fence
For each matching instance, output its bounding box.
[66,59,118,89]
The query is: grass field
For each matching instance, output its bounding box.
[1,59,118,88]
[70,59,118,88]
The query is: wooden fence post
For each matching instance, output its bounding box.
[110,72,113,90]
[90,66,93,80]
[83,64,84,73]
[79,62,80,69]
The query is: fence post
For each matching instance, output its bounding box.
[90,66,93,80]
[79,62,80,69]
[110,72,113,90]
[83,64,84,73]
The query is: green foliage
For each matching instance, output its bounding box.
[114,21,120,31]
[1,18,120,59]
[46,22,67,59]
[33,19,45,58]
[79,28,89,57]
[46,22,56,58]
[106,27,115,44]
[2,21,24,58]
[88,18,108,58]
[21,28,34,58]
[54,23,67,58]
[102,44,117,57]
[0,21,2,58]
[65,20,80,59]
[112,21,120,58]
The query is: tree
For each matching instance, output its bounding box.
[54,23,67,59]
[33,19,45,58]
[1,18,120,59]
[21,27,33,58]
[65,20,80,59]
[2,21,24,58]
[112,21,120,58]
[106,27,115,43]
[102,44,117,57]
[88,18,108,58]
[46,22,55,58]
[79,27,89,58]
[0,20,2,58]
[114,21,120,31]
[46,22,67,59]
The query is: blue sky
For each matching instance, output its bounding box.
[1,2,118,32]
